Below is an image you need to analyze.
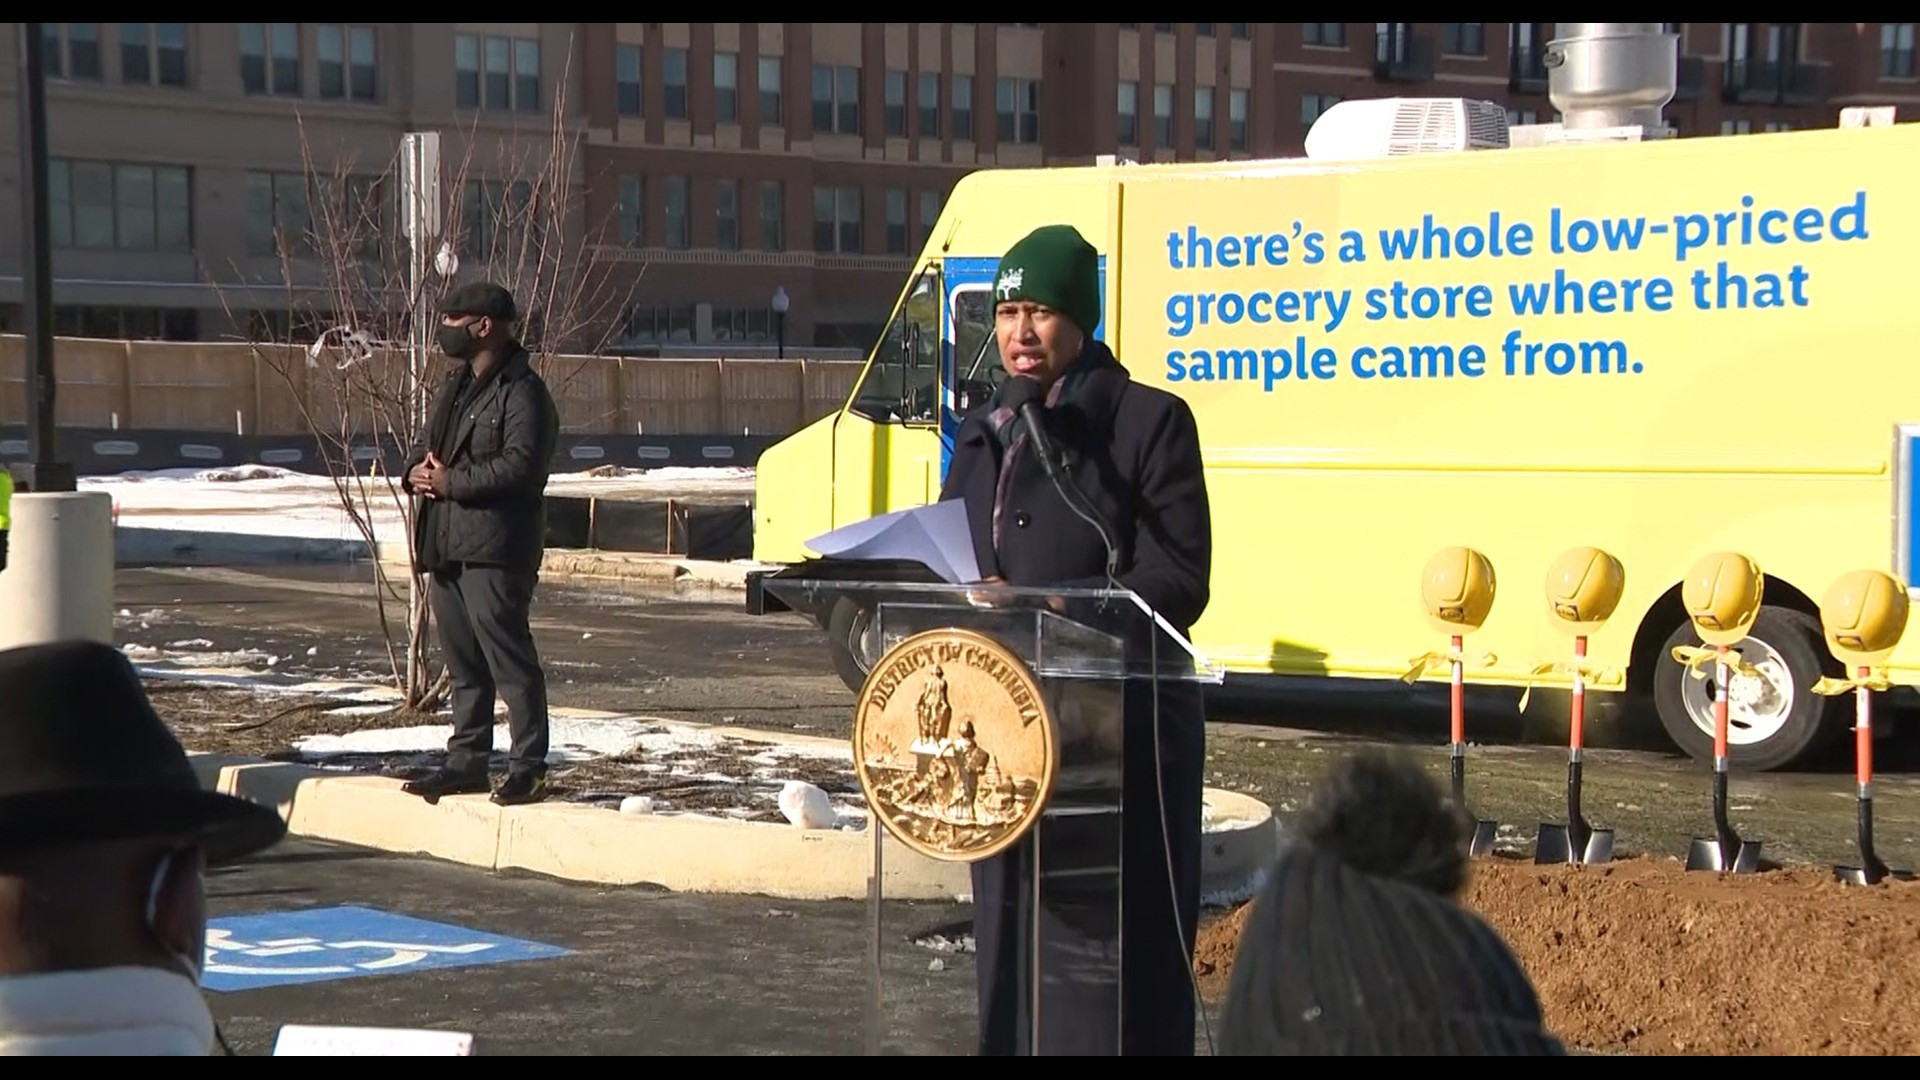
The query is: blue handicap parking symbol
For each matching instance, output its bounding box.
[201,905,571,993]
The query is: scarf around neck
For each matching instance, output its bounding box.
[980,342,1113,552]
[0,965,215,1056]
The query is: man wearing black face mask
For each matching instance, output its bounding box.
[400,281,561,807]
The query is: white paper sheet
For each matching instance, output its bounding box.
[272,1025,476,1056]
[803,499,983,584]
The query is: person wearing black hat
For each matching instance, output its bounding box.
[0,640,287,1056]
[1216,748,1569,1056]
[401,281,561,806]
[939,224,1214,1056]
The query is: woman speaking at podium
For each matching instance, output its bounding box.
[940,224,1214,1056]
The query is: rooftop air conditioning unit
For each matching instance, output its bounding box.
[1303,98,1511,161]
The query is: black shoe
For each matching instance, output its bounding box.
[491,770,549,806]
[402,767,491,804]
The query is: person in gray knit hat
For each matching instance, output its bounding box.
[1217,749,1568,1056]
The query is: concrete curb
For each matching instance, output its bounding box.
[183,747,1277,903]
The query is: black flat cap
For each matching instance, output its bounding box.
[441,281,517,322]
[0,640,288,865]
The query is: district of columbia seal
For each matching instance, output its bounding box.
[851,627,1059,863]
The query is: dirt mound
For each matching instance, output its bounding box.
[1193,855,1920,1056]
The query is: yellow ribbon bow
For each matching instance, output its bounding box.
[1668,645,1762,682]
[1516,661,1625,713]
[1811,669,1893,696]
[1402,648,1497,685]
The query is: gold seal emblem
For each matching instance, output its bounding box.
[852,628,1058,863]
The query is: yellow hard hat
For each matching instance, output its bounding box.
[1680,552,1764,647]
[1820,569,1909,667]
[1545,546,1625,630]
[1421,546,1496,635]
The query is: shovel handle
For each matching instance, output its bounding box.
[1450,634,1465,747]
[1569,635,1588,753]
[1712,645,1731,765]
[1857,665,1874,795]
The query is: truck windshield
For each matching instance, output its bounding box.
[848,268,941,425]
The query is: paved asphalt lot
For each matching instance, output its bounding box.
[204,838,983,1056]
[118,564,1920,871]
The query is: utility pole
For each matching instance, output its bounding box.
[397,131,442,703]
[11,23,73,493]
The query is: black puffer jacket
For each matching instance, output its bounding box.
[402,346,560,573]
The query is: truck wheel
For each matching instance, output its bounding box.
[826,597,878,694]
[1651,605,1848,772]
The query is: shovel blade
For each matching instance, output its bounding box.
[1534,823,1572,865]
[1580,828,1616,866]
[1686,835,1761,874]
[1535,824,1614,865]
[1470,820,1498,857]
[1834,863,1915,887]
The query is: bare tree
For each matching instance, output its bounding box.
[213,44,638,717]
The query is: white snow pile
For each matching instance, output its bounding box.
[84,462,755,544]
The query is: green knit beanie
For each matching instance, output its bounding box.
[993,224,1101,335]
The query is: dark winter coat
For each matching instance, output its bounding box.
[402,346,560,574]
[938,340,1213,640]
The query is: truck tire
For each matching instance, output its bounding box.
[826,596,877,695]
[1651,605,1848,772]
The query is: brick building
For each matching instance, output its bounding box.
[0,23,1913,351]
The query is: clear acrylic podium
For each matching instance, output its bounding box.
[760,568,1222,1056]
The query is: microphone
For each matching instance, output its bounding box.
[1004,376,1122,585]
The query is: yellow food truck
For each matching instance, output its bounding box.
[744,89,1920,773]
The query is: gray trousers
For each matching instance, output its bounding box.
[428,564,550,776]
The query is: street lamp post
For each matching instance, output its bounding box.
[12,23,72,494]
[771,285,790,360]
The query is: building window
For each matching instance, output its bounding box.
[1884,23,1916,79]
[460,178,532,255]
[48,158,193,252]
[1193,86,1215,148]
[42,25,103,81]
[758,56,783,125]
[885,70,908,137]
[663,177,690,249]
[1507,107,1540,126]
[1722,118,1753,135]
[616,44,642,116]
[618,176,644,245]
[455,34,540,112]
[1442,23,1486,57]
[1303,23,1346,48]
[1117,81,1139,145]
[121,23,188,88]
[245,171,311,256]
[1153,83,1173,146]
[1153,24,1173,33]
[657,47,685,119]
[952,74,974,140]
[759,180,784,251]
[996,77,1039,143]
[1194,24,1215,37]
[920,190,942,246]
[715,180,740,250]
[812,64,860,134]
[317,25,377,101]
[1302,93,1341,132]
[885,189,909,254]
[1230,24,1251,40]
[239,23,300,96]
[917,72,940,137]
[1228,88,1248,151]
[813,185,861,254]
[714,51,739,123]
